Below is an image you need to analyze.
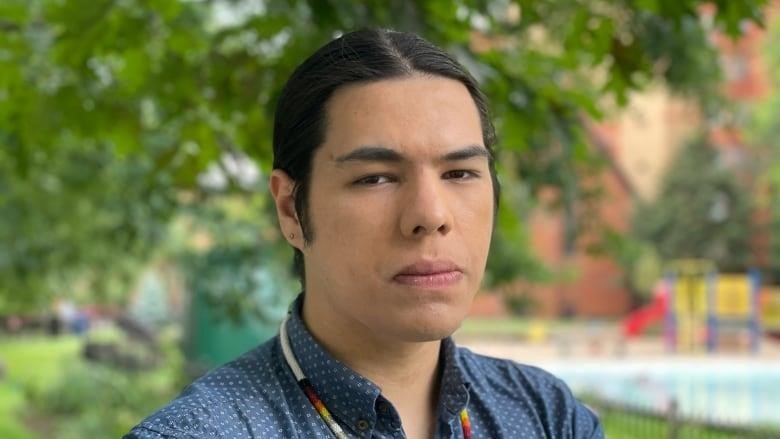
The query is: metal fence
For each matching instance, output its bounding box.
[584,396,780,439]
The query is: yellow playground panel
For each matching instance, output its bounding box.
[666,260,712,352]
[671,276,708,352]
[674,275,708,315]
[666,260,760,353]
[763,287,780,331]
[715,275,753,318]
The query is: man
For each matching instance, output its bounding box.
[125,28,604,439]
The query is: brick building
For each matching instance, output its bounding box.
[471,3,777,318]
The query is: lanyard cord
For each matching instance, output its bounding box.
[279,315,473,439]
[280,315,348,439]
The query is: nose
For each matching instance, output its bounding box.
[399,172,453,238]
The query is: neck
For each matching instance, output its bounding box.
[300,295,443,436]
[301,296,443,390]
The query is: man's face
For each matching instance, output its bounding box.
[301,75,494,342]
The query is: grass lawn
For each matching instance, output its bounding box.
[0,383,35,439]
[459,317,534,336]
[0,335,81,439]
[458,316,609,340]
[599,409,778,439]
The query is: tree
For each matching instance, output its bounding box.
[0,137,177,310]
[632,136,753,272]
[0,0,768,308]
[746,7,780,283]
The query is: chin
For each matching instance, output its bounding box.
[371,294,472,342]
[397,317,464,342]
[412,330,458,342]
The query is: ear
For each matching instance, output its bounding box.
[269,169,303,249]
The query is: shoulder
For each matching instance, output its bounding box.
[125,337,295,439]
[456,347,604,438]
[456,346,568,395]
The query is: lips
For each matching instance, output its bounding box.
[393,261,463,288]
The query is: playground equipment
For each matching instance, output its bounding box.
[763,287,780,339]
[705,271,761,353]
[622,283,667,338]
[622,259,762,353]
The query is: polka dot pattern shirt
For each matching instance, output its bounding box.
[125,296,603,438]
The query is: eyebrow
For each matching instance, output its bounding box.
[441,145,492,162]
[333,145,491,165]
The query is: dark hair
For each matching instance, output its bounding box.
[272,28,500,284]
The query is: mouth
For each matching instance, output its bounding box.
[393,260,463,288]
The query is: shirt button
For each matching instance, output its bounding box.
[378,402,390,415]
[356,419,370,431]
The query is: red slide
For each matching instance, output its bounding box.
[622,286,668,338]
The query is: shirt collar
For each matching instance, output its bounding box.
[286,295,382,433]
[285,294,472,431]
[439,337,471,418]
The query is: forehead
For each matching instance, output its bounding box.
[319,75,484,159]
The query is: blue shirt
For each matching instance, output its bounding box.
[125,297,603,438]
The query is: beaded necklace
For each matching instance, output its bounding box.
[279,315,472,438]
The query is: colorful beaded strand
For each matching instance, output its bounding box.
[280,316,347,439]
[460,408,472,439]
[298,378,346,438]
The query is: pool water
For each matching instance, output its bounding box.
[545,359,780,427]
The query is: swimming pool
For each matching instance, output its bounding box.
[545,359,780,427]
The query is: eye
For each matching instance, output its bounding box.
[442,169,480,180]
[353,174,395,186]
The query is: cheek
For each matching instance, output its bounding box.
[461,188,494,226]
[310,194,394,258]
[460,191,495,255]
[321,200,386,238]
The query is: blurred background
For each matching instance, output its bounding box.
[1,1,780,438]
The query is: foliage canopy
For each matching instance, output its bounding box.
[0,0,767,309]
[632,136,753,273]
